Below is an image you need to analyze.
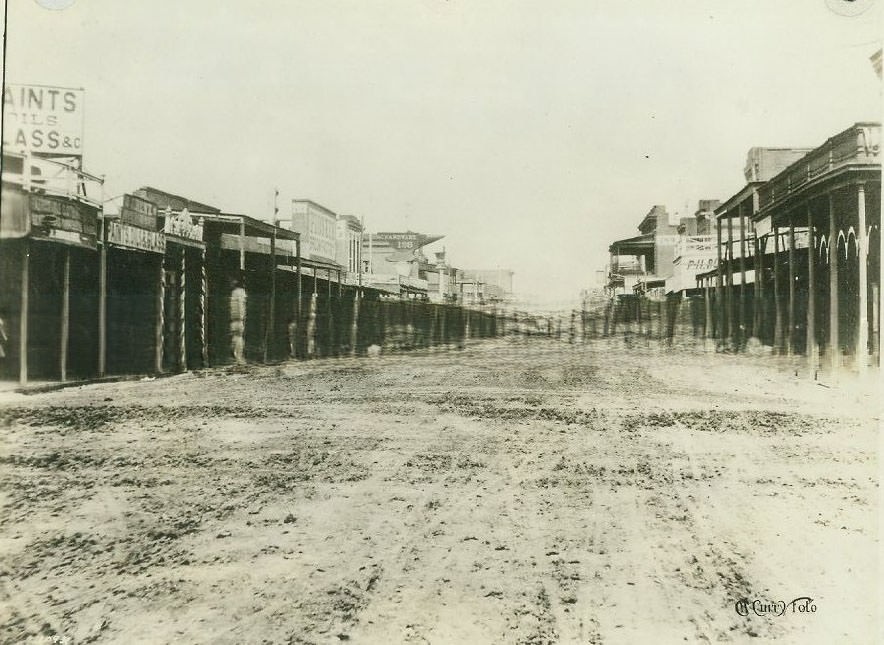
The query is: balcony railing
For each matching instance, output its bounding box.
[1,151,103,209]
[759,123,880,210]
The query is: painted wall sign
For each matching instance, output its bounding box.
[2,84,85,158]
[29,194,97,247]
[163,208,204,241]
[121,193,159,231]
[107,221,166,253]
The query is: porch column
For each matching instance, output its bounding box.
[716,216,723,339]
[787,223,796,355]
[19,242,29,386]
[327,268,333,356]
[806,205,817,373]
[60,247,70,381]
[773,227,783,353]
[295,239,302,358]
[199,248,209,368]
[726,214,735,347]
[856,183,868,372]
[350,290,360,357]
[828,194,839,372]
[98,226,107,377]
[757,231,765,341]
[738,202,747,345]
[155,256,165,373]
[704,276,712,339]
[753,224,762,338]
[239,219,246,270]
[264,232,276,363]
[179,247,187,371]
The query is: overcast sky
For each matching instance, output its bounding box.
[3,0,881,305]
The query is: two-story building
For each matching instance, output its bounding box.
[286,199,339,265]
[335,214,363,282]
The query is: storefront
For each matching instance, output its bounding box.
[104,197,166,375]
[0,152,103,384]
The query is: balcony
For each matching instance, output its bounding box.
[1,151,103,210]
[759,123,880,211]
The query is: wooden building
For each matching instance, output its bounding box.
[0,152,104,384]
[752,122,881,372]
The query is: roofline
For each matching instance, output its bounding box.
[714,182,764,218]
[195,212,300,241]
[759,121,882,190]
[291,199,339,217]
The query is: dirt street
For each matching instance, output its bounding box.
[0,338,879,644]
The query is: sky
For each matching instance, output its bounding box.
[3,0,882,306]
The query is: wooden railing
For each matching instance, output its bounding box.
[759,123,880,210]
[1,151,103,209]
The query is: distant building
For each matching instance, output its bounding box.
[424,248,457,303]
[462,269,515,303]
[284,199,339,265]
[743,147,813,184]
[335,214,363,278]
[606,205,680,296]
[362,231,443,298]
[667,200,720,294]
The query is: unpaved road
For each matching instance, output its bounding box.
[0,338,879,644]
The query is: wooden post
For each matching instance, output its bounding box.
[326,268,333,356]
[295,236,303,329]
[200,248,209,368]
[239,219,246,271]
[806,205,817,374]
[757,233,765,341]
[704,277,712,340]
[440,304,446,347]
[828,193,839,372]
[264,231,276,363]
[716,216,723,340]
[156,256,165,374]
[739,202,747,345]
[787,222,796,355]
[350,290,359,357]
[60,247,70,382]
[773,226,782,353]
[753,224,762,338]
[179,247,187,371]
[19,242,29,386]
[98,226,107,377]
[856,183,868,372]
[306,293,317,358]
[726,215,735,347]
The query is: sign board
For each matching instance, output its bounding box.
[373,231,445,262]
[120,194,159,231]
[163,208,204,241]
[2,84,85,158]
[29,194,97,248]
[107,221,166,254]
[374,232,443,251]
